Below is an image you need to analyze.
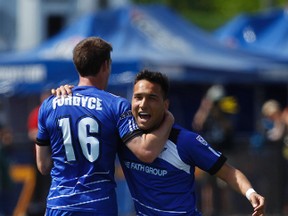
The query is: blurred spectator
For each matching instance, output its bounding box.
[282,106,288,160]
[0,125,36,215]
[192,84,238,153]
[261,99,288,214]
[26,91,51,216]
[262,99,286,142]
[0,124,14,215]
[192,84,239,215]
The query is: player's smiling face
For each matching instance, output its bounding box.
[132,79,168,131]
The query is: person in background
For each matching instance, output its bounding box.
[192,84,238,214]
[192,84,238,153]
[55,69,265,216]
[36,37,174,216]
[261,99,288,214]
[0,124,13,215]
[261,100,287,142]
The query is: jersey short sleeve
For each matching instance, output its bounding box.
[36,98,51,146]
[107,95,142,144]
[176,128,226,175]
[117,111,142,144]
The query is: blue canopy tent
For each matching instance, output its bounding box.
[214,7,288,60]
[0,4,288,96]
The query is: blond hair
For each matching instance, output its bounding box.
[261,99,281,117]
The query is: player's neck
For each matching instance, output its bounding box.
[78,76,105,90]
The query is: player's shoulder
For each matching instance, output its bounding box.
[170,124,200,143]
[172,124,199,137]
[75,86,129,104]
[39,95,55,107]
[97,90,131,114]
[103,92,130,109]
[107,91,128,102]
[171,124,210,150]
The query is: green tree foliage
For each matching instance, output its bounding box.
[132,0,287,31]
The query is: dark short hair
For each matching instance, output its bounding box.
[73,37,112,77]
[134,69,170,99]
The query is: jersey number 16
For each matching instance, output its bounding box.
[58,117,100,163]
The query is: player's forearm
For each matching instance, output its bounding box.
[36,158,52,175]
[35,145,53,175]
[135,111,174,163]
[216,163,265,214]
[216,163,253,196]
[229,169,253,196]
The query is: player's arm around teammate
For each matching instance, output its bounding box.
[125,110,174,163]
[215,163,265,216]
[51,84,174,164]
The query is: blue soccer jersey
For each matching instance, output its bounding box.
[36,86,141,215]
[118,124,227,216]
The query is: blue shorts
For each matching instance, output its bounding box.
[45,208,117,216]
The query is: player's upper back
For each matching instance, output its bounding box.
[37,86,135,178]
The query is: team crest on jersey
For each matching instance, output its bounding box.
[196,135,208,146]
[120,110,133,120]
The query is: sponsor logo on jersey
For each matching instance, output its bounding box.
[196,135,208,146]
[120,110,133,120]
[196,135,221,157]
[124,161,168,176]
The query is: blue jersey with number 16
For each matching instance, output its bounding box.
[36,86,141,215]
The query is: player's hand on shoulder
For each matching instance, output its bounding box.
[51,84,74,97]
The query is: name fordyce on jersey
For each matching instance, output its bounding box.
[52,96,103,110]
[124,161,168,176]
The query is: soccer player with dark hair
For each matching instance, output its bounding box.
[118,69,265,216]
